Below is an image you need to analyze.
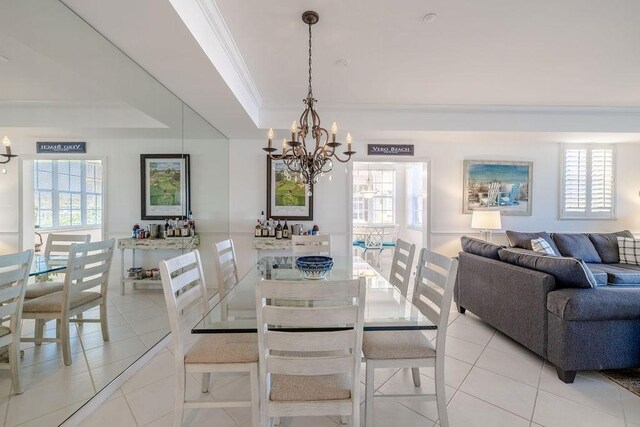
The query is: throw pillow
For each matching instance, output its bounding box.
[551,233,602,263]
[460,236,502,260]
[505,230,560,254]
[531,237,558,256]
[589,231,634,264]
[618,237,640,265]
[498,248,597,289]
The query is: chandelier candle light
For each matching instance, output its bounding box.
[1,136,17,174]
[263,11,355,188]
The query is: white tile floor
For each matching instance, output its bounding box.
[0,286,171,427]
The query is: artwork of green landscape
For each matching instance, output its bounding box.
[274,163,305,207]
[149,160,181,206]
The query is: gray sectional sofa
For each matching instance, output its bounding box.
[454,230,640,383]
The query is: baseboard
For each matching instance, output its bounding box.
[60,332,171,426]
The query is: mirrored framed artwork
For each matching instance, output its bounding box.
[141,154,190,220]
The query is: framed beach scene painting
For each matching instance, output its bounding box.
[267,156,313,220]
[463,160,532,216]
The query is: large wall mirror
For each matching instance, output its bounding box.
[0,0,229,424]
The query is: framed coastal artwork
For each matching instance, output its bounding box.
[267,156,313,220]
[140,154,190,220]
[463,160,533,216]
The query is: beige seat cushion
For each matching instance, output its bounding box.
[362,330,436,360]
[185,333,258,364]
[25,282,64,299]
[23,291,102,313]
[270,373,351,402]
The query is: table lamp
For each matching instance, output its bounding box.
[471,210,502,242]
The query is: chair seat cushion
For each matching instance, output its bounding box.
[270,373,351,402]
[0,326,11,337]
[362,330,436,360]
[23,291,101,313]
[185,333,258,364]
[25,282,64,299]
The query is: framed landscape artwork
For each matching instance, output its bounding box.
[140,154,190,220]
[463,160,533,216]
[267,156,313,220]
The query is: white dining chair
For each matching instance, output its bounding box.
[388,239,416,297]
[256,277,366,427]
[214,238,239,296]
[25,233,91,299]
[362,249,458,427]
[159,250,259,427]
[291,235,331,256]
[0,250,33,394]
[22,239,114,366]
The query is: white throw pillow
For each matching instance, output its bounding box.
[531,237,558,256]
[617,236,640,265]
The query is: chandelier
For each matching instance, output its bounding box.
[263,11,355,188]
[1,136,17,174]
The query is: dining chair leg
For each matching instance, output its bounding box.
[173,365,185,427]
[8,340,22,394]
[364,361,374,427]
[100,303,110,341]
[56,319,61,339]
[61,318,72,366]
[76,313,83,324]
[34,319,44,346]
[411,367,421,387]
[201,373,210,393]
[435,355,449,427]
[249,363,259,427]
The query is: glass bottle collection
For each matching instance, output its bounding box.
[255,216,290,240]
[131,211,196,239]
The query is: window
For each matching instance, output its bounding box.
[406,164,423,229]
[34,160,103,228]
[352,168,395,224]
[561,145,615,219]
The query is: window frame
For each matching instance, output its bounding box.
[560,144,616,220]
[406,164,423,230]
[34,159,104,230]
[352,167,396,225]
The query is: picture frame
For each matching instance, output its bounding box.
[267,156,313,220]
[463,160,533,216]
[140,154,190,220]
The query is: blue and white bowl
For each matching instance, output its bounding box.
[295,256,334,280]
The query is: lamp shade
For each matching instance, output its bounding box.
[471,211,502,230]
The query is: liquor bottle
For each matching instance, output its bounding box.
[262,219,269,237]
[269,218,276,237]
[260,210,265,223]
[255,219,262,237]
[282,219,289,239]
[275,220,283,239]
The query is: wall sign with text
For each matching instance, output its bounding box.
[36,142,86,154]
[367,144,414,156]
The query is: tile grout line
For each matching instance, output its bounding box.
[528,352,546,425]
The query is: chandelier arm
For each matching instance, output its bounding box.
[330,150,354,163]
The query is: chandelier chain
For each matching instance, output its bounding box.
[307,22,313,99]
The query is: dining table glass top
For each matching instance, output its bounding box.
[29,254,67,277]
[192,255,435,333]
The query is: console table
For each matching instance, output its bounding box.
[117,236,200,295]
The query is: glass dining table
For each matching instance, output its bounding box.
[29,254,67,277]
[192,255,435,334]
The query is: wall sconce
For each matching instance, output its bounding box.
[1,136,17,174]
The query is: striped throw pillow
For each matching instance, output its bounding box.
[617,236,640,265]
[531,237,558,256]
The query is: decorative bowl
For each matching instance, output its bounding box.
[295,256,334,280]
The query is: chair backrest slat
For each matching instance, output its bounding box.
[266,330,355,353]
[63,240,114,301]
[263,306,358,328]
[159,250,208,360]
[291,235,331,255]
[214,239,239,296]
[0,250,33,337]
[44,234,90,262]
[267,355,353,376]
[258,280,359,301]
[388,239,416,296]
[0,269,27,288]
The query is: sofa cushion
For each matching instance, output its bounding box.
[547,288,640,321]
[585,263,640,286]
[552,233,602,263]
[460,236,502,260]
[499,248,597,289]
[588,230,634,264]
[587,267,608,286]
[506,231,560,254]
[531,237,559,256]
[618,237,640,266]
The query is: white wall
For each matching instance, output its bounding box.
[229,139,640,260]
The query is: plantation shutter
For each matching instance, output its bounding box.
[561,145,615,219]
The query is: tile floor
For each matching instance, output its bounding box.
[79,308,640,427]
[0,286,171,427]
